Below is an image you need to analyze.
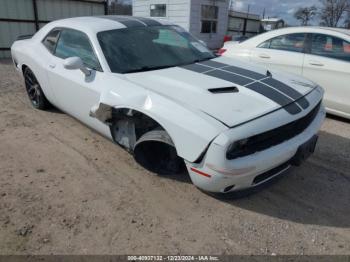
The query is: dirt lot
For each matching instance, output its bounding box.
[0,59,349,255]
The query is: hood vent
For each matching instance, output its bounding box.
[208,87,238,94]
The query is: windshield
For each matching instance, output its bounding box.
[97,25,215,74]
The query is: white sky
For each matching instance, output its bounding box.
[231,0,322,25]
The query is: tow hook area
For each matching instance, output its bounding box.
[291,135,318,166]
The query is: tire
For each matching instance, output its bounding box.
[23,67,50,110]
[133,130,185,175]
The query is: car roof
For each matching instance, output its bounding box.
[238,26,350,47]
[267,26,350,36]
[42,15,174,35]
[318,27,350,36]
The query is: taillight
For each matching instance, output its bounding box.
[217,48,227,55]
[223,35,232,42]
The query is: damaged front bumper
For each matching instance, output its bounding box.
[185,91,326,193]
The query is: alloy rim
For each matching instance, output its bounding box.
[24,70,40,106]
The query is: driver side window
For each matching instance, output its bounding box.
[55,29,101,71]
[310,34,350,62]
[42,29,61,53]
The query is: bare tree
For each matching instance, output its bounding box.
[346,16,350,28]
[294,6,318,25]
[345,7,350,27]
[319,0,350,27]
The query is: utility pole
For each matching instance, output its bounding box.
[243,4,250,36]
[229,0,234,11]
[262,8,265,19]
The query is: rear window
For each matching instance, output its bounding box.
[42,29,61,53]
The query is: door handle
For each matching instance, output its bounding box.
[49,63,56,69]
[309,61,324,66]
[259,54,270,59]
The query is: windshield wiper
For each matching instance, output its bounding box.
[179,57,214,67]
[194,57,214,63]
[124,64,175,74]
[124,57,214,74]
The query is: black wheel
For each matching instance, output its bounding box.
[133,130,185,175]
[23,67,50,110]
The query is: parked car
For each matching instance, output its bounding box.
[218,35,250,55]
[231,35,250,43]
[223,35,249,44]
[220,27,350,119]
[11,16,325,194]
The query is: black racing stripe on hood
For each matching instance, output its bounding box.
[198,60,227,68]
[247,82,302,114]
[205,70,254,86]
[261,78,310,109]
[221,65,266,80]
[181,63,210,73]
[200,60,267,80]
[197,61,309,109]
[180,61,306,115]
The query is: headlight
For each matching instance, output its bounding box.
[226,138,249,159]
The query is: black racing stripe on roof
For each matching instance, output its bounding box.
[99,16,146,28]
[205,70,254,86]
[248,82,302,114]
[261,78,310,109]
[135,17,162,26]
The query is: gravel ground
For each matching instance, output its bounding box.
[0,59,349,255]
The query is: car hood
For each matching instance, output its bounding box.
[124,57,316,127]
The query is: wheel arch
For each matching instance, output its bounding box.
[109,106,175,151]
[21,64,28,73]
[90,101,222,163]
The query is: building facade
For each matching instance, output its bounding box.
[261,18,285,31]
[227,11,261,37]
[0,0,106,58]
[132,0,229,49]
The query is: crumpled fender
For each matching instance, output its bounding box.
[90,79,228,163]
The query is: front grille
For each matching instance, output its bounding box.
[227,101,321,160]
[252,161,290,185]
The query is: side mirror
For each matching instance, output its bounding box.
[63,57,91,76]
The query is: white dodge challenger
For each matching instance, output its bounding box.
[11,16,325,194]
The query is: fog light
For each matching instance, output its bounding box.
[224,185,235,193]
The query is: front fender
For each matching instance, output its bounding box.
[92,80,228,162]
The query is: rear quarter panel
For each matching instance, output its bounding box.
[223,42,253,61]
[11,38,57,105]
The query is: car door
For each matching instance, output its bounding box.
[250,33,306,75]
[46,28,108,133]
[303,33,350,116]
